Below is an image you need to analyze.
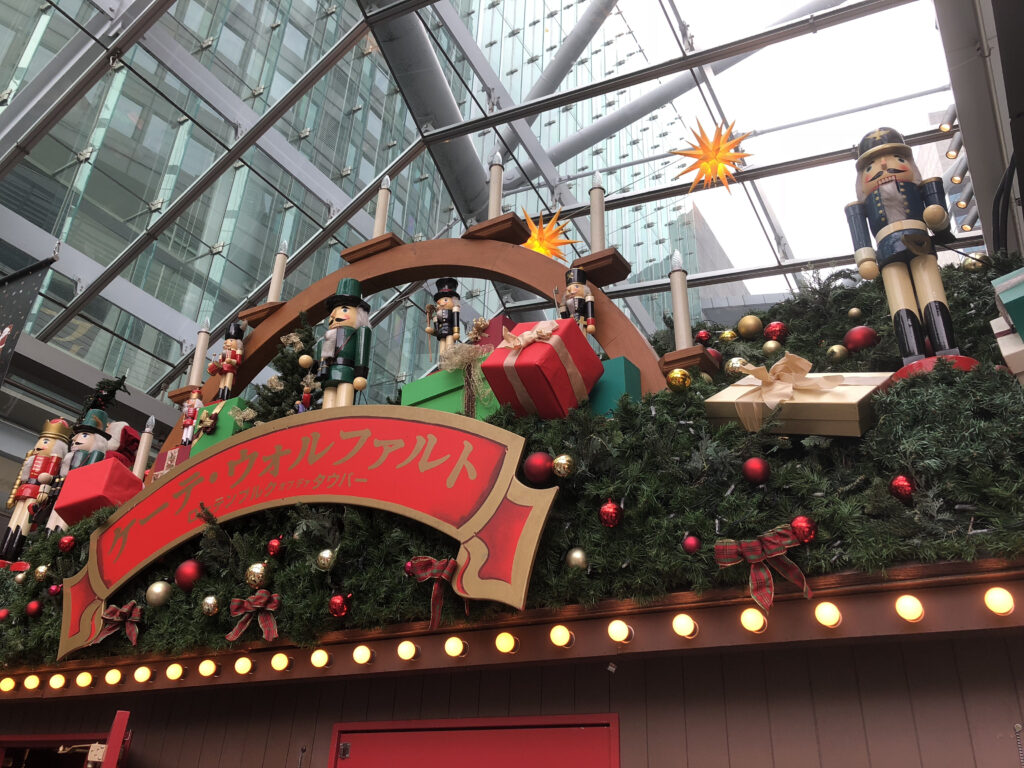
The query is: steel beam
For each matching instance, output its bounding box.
[35,19,370,344]
[0,0,180,178]
[362,0,439,25]
[422,0,915,148]
[145,141,425,395]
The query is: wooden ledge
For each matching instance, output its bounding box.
[340,232,404,264]
[462,213,531,244]
[165,385,196,406]
[660,346,720,376]
[570,248,631,287]
[237,301,283,328]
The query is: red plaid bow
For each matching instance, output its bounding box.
[407,556,469,630]
[225,589,281,642]
[92,601,142,646]
[714,525,812,613]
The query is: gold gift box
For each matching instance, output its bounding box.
[705,372,893,437]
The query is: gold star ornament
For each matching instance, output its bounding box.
[521,208,580,262]
[671,120,751,192]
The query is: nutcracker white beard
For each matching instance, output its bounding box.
[61,433,107,474]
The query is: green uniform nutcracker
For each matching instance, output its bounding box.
[318,278,372,409]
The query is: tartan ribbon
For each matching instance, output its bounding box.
[408,556,469,630]
[92,601,142,646]
[734,353,844,431]
[225,589,281,642]
[714,525,812,613]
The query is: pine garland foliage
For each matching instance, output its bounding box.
[1,257,1023,666]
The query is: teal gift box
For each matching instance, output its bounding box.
[587,357,641,416]
[992,267,1024,333]
[400,369,499,420]
[192,396,251,454]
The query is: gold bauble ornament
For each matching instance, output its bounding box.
[34,565,48,582]
[737,315,763,340]
[961,253,991,272]
[725,357,749,375]
[700,372,713,384]
[298,353,315,369]
[847,307,863,320]
[315,549,336,571]
[552,454,574,478]
[201,595,219,616]
[826,344,850,362]
[565,546,588,569]
[666,368,692,391]
[13,572,26,585]
[762,340,783,356]
[146,580,173,607]
[718,329,738,343]
[245,561,269,589]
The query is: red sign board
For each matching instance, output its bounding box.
[60,406,556,659]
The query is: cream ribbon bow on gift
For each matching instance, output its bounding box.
[733,352,845,431]
[499,321,555,352]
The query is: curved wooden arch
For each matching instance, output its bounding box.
[168,238,663,447]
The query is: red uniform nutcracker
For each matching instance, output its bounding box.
[180,387,203,445]
[1,418,72,560]
[208,322,244,401]
[559,268,596,335]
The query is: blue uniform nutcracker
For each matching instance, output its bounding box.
[845,128,958,365]
[426,278,461,358]
[559,267,596,335]
[317,278,372,409]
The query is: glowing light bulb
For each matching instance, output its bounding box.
[352,645,374,665]
[607,619,633,643]
[198,659,219,678]
[895,594,924,623]
[234,656,253,675]
[444,637,467,658]
[984,587,1014,616]
[48,673,66,690]
[814,601,842,628]
[0,677,15,693]
[310,649,331,668]
[104,669,122,686]
[397,640,419,660]
[549,624,574,647]
[23,675,40,691]
[133,666,152,683]
[495,632,519,654]
[165,663,185,681]
[671,613,698,639]
[270,653,291,672]
[740,608,767,633]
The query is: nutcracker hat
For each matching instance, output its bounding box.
[225,321,245,341]
[73,408,111,440]
[325,277,370,312]
[38,417,73,444]
[565,267,589,286]
[432,277,460,302]
[855,127,912,171]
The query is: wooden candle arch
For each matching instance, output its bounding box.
[163,235,664,450]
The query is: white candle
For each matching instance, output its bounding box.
[373,175,391,237]
[133,415,155,480]
[267,241,288,303]
[669,251,693,350]
[589,171,606,251]
[488,150,504,220]
[187,319,210,387]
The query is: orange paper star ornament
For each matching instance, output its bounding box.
[671,120,751,192]
[521,208,580,262]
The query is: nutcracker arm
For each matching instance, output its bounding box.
[920,177,952,236]
[354,326,372,380]
[845,202,872,251]
[558,304,569,319]
[452,308,461,339]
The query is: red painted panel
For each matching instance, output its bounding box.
[329,715,618,768]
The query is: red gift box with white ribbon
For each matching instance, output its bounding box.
[481,319,604,419]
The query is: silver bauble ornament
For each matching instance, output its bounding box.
[566,547,588,569]
[13,572,26,585]
[762,340,783,356]
[201,595,220,616]
[245,561,269,589]
[847,307,863,320]
[315,548,336,571]
[146,580,173,607]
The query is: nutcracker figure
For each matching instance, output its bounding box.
[180,387,203,445]
[43,408,110,533]
[845,127,958,365]
[317,278,371,409]
[425,278,461,358]
[208,322,244,401]
[105,420,140,468]
[559,267,596,334]
[1,418,72,560]
[293,381,313,413]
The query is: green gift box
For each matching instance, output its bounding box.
[400,369,499,420]
[587,357,641,416]
[191,396,251,454]
[992,267,1024,333]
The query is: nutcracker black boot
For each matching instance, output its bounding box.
[0,527,14,560]
[892,308,927,366]
[921,300,959,357]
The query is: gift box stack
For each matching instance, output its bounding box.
[190,396,251,454]
[991,267,1024,386]
[705,353,892,437]
[587,357,642,416]
[53,459,143,525]
[991,317,1024,386]
[481,319,604,419]
[150,444,190,483]
[400,369,500,420]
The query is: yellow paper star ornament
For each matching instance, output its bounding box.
[671,120,751,192]
[521,208,580,262]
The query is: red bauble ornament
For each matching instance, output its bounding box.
[790,515,817,544]
[47,584,62,597]
[843,325,880,352]
[58,535,76,553]
[174,559,203,592]
[705,347,723,370]
[695,329,712,345]
[599,498,622,528]
[523,451,555,485]
[329,593,352,618]
[742,457,770,484]
[890,475,914,502]
[763,321,789,342]
[682,534,701,555]
[0,608,9,622]
[267,538,283,557]
[404,560,414,576]
[25,600,41,618]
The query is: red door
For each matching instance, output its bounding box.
[0,709,130,767]
[329,714,618,767]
